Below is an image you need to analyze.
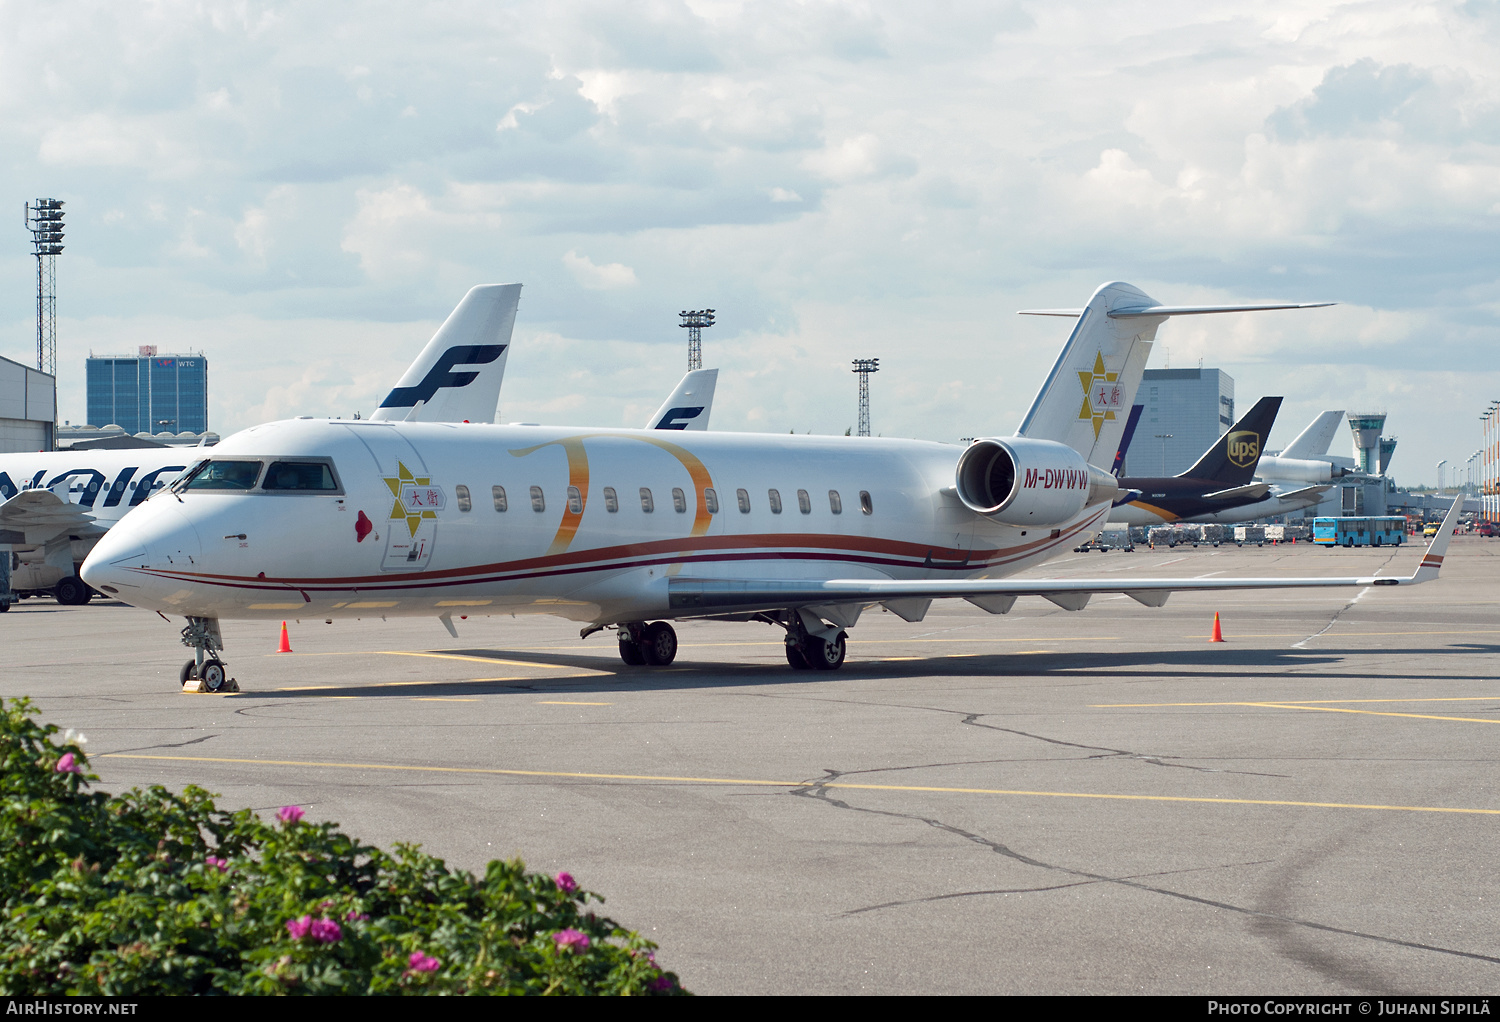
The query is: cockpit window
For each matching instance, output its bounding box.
[181,460,263,490]
[263,461,338,491]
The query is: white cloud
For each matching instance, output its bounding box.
[562,250,639,289]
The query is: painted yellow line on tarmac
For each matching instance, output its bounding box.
[377,651,581,669]
[94,754,1500,816]
[1097,697,1500,725]
[538,701,613,706]
[1100,697,1500,708]
[412,697,479,702]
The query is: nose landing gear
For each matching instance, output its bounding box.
[179,616,238,693]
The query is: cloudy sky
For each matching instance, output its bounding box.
[2,0,1497,484]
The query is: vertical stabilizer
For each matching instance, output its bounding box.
[372,284,522,424]
[1016,282,1161,465]
[1181,395,1282,484]
[646,368,718,430]
[1280,410,1345,460]
[1112,404,1144,477]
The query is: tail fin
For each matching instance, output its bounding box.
[1111,404,1144,477]
[1181,396,1282,484]
[1017,284,1331,466]
[1280,410,1345,459]
[646,368,718,430]
[371,284,522,423]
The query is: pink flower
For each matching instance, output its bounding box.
[276,805,305,825]
[204,856,229,873]
[554,871,577,894]
[345,910,369,922]
[552,929,590,952]
[285,916,313,940]
[54,753,82,775]
[309,918,342,944]
[408,951,440,973]
[648,975,675,992]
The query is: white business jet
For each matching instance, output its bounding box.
[80,281,1462,693]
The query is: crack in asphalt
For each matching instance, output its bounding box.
[1292,549,1401,651]
[957,714,1290,778]
[104,733,221,755]
[794,769,1500,972]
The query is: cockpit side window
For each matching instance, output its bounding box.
[182,460,263,490]
[262,461,339,491]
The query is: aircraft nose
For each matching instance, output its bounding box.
[80,501,203,605]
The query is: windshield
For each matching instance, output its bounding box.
[181,460,263,490]
[263,461,338,491]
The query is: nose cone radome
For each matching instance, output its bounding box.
[80,499,204,607]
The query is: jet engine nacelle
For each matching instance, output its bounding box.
[1256,455,1344,485]
[955,437,1120,526]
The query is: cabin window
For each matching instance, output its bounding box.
[455,484,472,512]
[640,487,654,513]
[604,486,619,513]
[860,490,873,515]
[737,488,751,513]
[829,490,842,514]
[704,488,719,514]
[492,485,507,512]
[797,489,811,514]
[530,486,545,512]
[768,489,783,514]
[566,486,583,514]
[672,487,687,514]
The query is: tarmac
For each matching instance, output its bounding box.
[4,536,1498,995]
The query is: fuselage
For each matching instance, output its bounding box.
[1,448,196,534]
[81,419,1110,625]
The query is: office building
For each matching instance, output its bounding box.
[1120,367,1235,477]
[85,347,208,436]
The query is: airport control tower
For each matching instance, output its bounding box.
[1348,413,1386,475]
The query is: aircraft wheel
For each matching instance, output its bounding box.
[179,660,198,686]
[805,631,847,671]
[641,622,677,666]
[201,659,228,693]
[0,599,10,613]
[617,636,646,665]
[54,576,91,606]
[785,643,812,670]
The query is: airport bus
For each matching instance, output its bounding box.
[1312,516,1407,547]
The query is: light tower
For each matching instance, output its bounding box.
[679,309,715,371]
[26,198,65,377]
[851,358,879,437]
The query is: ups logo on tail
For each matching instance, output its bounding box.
[1227,431,1261,468]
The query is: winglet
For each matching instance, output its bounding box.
[1410,498,1464,583]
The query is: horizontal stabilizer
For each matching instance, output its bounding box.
[1276,484,1331,501]
[1203,482,1270,501]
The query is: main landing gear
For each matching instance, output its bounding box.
[179,616,238,693]
[784,617,847,671]
[617,621,678,666]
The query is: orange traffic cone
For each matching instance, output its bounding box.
[277,621,293,653]
[1209,612,1225,643]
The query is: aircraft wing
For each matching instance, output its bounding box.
[646,368,718,430]
[0,488,97,545]
[667,497,1461,617]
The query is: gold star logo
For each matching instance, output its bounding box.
[1077,351,1121,439]
[383,461,437,537]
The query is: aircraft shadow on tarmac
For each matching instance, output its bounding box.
[237,643,1500,700]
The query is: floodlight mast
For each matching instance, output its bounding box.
[25,198,64,378]
[851,358,880,437]
[679,309,715,371]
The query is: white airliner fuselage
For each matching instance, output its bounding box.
[82,418,1095,624]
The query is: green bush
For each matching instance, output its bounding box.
[0,698,684,995]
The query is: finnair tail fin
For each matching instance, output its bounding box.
[1017,283,1331,466]
[646,368,718,430]
[1280,410,1345,459]
[1181,395,1282,484]
[372,283,522,423]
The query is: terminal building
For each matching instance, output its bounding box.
[0,353,55,453]
[1118,368,1235,477]
[85,347,208,437]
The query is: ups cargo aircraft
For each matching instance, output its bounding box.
[1107,395,1332,527]
[79,280,1463,693]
